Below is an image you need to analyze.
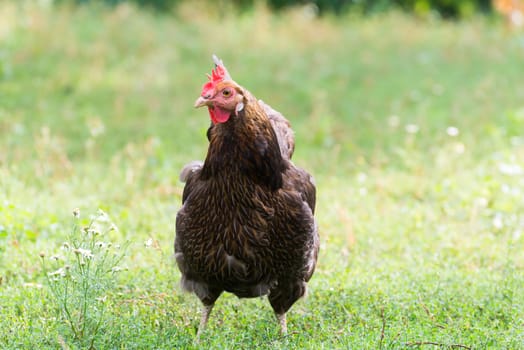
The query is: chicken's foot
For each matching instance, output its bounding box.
[196,304,214,340]
[275,312,287,335]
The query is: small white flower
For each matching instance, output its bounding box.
[50,255,61,261]
[73,248,94,259]
[498,163,523,176]
[144,238,154,248]
[87,224,102,236]
[48,267,67,278]
[388,115,400,128]
[96,209,110,222]
[446,126,459,137]
[87,229,95,235]
[62,242,70,250]
[356,173,367,183]
[72,208,80,218]
[492,214,504,230]
[405,124,419,134]
[111,266,123,273]
[87,118,106,138]
[475,197,488,207]
[95,241,105,249]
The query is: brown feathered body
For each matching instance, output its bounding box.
[175,85,318,328]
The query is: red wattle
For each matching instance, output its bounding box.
[208,107,218,124]
[209,106,231,124]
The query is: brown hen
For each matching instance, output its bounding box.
[175,55,318,338]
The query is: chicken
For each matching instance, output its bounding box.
[174,55,319,337]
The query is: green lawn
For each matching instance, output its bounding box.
[1,2,524,349]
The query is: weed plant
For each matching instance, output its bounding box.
[40,209,127,349]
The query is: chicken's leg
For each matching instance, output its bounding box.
[196,303,214,339]
[275,312,287,335]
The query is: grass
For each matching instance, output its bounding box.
[1,1,524,348]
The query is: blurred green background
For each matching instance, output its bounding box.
[66,0,494,17]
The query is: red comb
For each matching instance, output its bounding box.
[201,65,226,97]
[200,55,232,97]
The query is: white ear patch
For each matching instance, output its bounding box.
[235,102,244,116]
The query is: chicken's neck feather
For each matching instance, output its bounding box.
[201,95,287,191]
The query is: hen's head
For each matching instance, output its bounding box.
[194,55,245,124]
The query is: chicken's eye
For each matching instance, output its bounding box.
[222,89,232,97]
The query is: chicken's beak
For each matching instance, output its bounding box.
[194,96,209,108]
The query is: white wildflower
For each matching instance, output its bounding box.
[87,223,103,236]
[446,126,459,137]
[72,208,80,218]
[86,225,100,236]
[356,173,367,183]
[492,213,504,230]
[144,238,154,248]
[475,197,488,207]
[96,209,110,222]
[111,266,123,273]
[498,163,523,176]
[48,267,67,278]
[405,124,419,134]
[388,115,400,128]
[87,118,105,137]
[73,248,94,259]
